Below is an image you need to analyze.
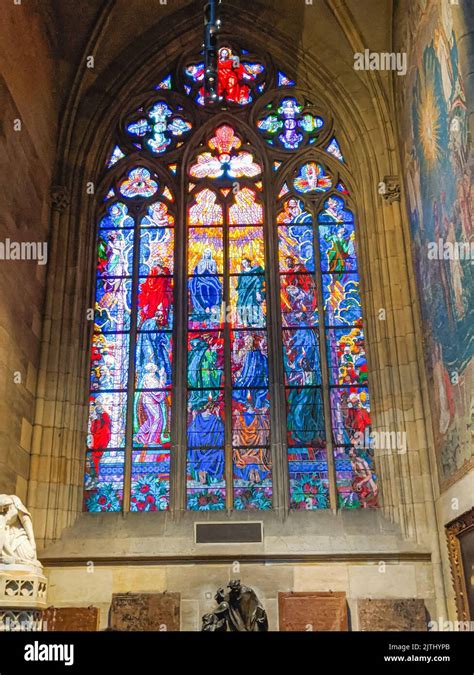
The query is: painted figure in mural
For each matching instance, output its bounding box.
[348,447,378,508]
[138,262,173,327]
[235,258,265,326]
[189,249,223,324]
[89,402,111,477]
[134,364,168,446]
[0,495,39,566]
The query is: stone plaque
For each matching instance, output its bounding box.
[279,592,348,631]
[43,607,99,632]
[357,599,427,631]
[110,593,180,631]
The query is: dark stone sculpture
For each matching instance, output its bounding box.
[202,580,268,632]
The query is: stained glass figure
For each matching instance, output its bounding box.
[326,136,344,162]
[334,446,378,508]
[294,162,332,193]
[107,145,126,167]
[185,47,265,106]
[126,102,192,155]
[277,71,295,87]
[257,97,323,150]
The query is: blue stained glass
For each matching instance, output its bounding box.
[319,223,358,272]
[278,71,295,87]
[233,448,272,510]
[187,449,226,510]
[278,225,315,272]
[330,387,371,446]
[322,272,362,326]
[286,387,326,446]
[90,332,130,392]
[99,202,134,229]
[127,119,150,137]
[94,278,132,332]
[326,137,344,162]
[155,74,172,90]
[139,228,174,276]
[334,446,378,508]
[318,196,354,223]
[107,145,125,167]
[135,332,172,389]
[283,328,321,386]
[97,229,134,277]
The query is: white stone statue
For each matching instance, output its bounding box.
[0,495,39,567]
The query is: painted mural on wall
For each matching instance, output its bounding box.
[395,0,472,485]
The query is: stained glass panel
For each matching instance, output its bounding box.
[233,448,272,510]
[133,390,171,448]
[294,162,332,193]
[187,391,225,448]
[278,225,315,272]
[188,275,224,329]
[319,223,357,272]
[139,228,174,276]
[94,278,132,333]
[228,227,265,273]
[99,203,134,229]
[87,392,128,449]
[286,387,326,447]
[188,332,224,390]
[119,168,158,199]
[140,202,175,227]
[322,272,362,326]
[330,387,371,446]
[84,450,124,512]
[137,275,174,330]
[228,188,263,224]
[187,449,226,510]
[229,274,266,328]
[232,389,270,447]
[231,330,268,386]
[97,229,134,277]
[90,332,130,392]
[130,450,170,511]
[188,228,224,275]
[135,332,172,389]
[282,329,321,386]
[334,446,378,508]
[326,327,367,386]
[288,447,330,509]
[189,189,224,225]
[280,273,318,327]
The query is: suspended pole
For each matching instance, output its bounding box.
[203,0,222,105]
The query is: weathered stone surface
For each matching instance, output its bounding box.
[278,592,348,631]
[357,599,427,631]
[110,592,180,631]
[43,607,99,632]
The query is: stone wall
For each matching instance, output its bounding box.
[0,1,58,498]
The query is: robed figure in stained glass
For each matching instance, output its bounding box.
[134,364,169,446]
[235,258,265,326]
[189,249,222,324]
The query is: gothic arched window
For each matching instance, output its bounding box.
[84,45,378,513]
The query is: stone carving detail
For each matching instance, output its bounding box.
[202,580,268,632]
[0,495,39,568]
[380,175,401,203]
[50,185,70,212]
[0,609,43,632]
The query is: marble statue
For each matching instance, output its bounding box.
[202,580,268,632]
[0,495,39,567]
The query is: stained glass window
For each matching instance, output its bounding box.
[85,45,378,514]
[186,125,271,511]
